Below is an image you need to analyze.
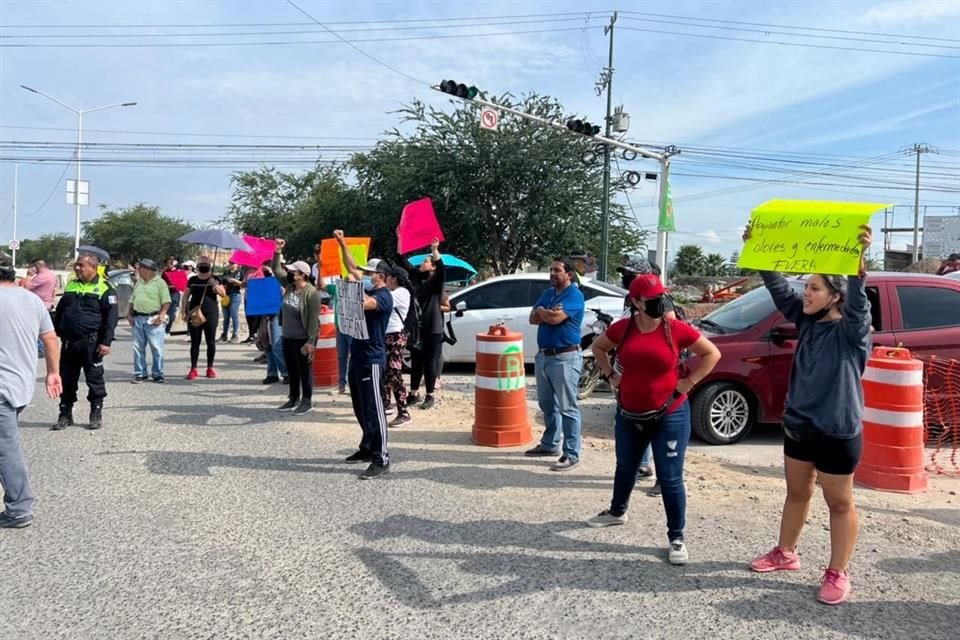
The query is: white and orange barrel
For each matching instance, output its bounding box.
[473,325,532,447]
[313,305,339,388]
[855,346,927,493]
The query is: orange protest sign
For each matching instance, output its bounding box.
[319,237,370,277]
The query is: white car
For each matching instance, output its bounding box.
[443,272,627,363]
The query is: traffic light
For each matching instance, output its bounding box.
[439,79,479,100]
[566,119,601,136]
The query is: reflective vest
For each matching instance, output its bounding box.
[64,277,110,298]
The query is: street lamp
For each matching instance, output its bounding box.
[20,85,137,257]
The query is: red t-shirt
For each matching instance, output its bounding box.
[606,317,701,413]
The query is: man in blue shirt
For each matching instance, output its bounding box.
[335,230,394,480]
[526,258,585,471]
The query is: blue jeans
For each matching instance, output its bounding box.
[222,293,241,338]
[166,291,181,334]
[640,444,652,468]
[0,401,33,518]
[132,315,166,379]
[610,400,691,541]
[265,315,288,378]
[535,350,583,461]
[337,329,352,387]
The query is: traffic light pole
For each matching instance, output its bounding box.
[599,12,617,281]
[655,157,671,279]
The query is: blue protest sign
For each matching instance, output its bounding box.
[245,277,282,317]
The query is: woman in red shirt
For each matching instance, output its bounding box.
[586,273,721,565]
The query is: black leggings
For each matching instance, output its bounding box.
[189,311,218,368]
[282,337,313,402]
[247,314,261,339]
[410,332,444,394]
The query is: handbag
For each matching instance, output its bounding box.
[189,305,207,328]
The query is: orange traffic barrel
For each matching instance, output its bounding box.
[855,346,927,493]
[473,325,532,447]
[313,305,339,388]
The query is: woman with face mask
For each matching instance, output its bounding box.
[747,224,873,606]
[271,240,323,415]
[183,256,226,379]
[585,273,721,566]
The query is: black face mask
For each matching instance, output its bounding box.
[643,296,665,319]
[197,265,211,274]
[286,272,297,285]
[809,301,837,321]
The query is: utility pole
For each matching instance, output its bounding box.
[905,142,937,263]
[12,164,18,267]
[598,11,617,281]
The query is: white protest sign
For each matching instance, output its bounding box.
[336,279,369,340]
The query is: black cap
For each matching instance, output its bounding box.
[138,258,159,271]
[388,265,409,281]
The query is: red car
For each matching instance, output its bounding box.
[685,272,960,444]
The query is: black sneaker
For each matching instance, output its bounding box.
[637,465,654,478]
[153,376,166,384]
[0,512,33,529]
[344,450,373,464]
[262,376,280,385]
[282,376,290,385]
[359,463,391,480]
[88,405,103,430]
[219,334,228,342]
[292,400,313,415]
[389,412,412,428]
[647,480,662,497]
[277,399,298,412]
[131,375,147,384]
[52,410,73,431]
[407,391,421,405]
[419,395,435,410]
[525,444,559,457]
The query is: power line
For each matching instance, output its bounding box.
[19,155,76,218]
[617,26,960,60]
[0,124,379,141]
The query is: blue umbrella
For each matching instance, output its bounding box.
[178,228,252,253]
[408,253,478,283]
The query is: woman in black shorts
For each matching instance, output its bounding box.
[183,256,226,379]
[746,224,873,606]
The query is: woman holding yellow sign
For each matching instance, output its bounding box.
[745,222,872,606]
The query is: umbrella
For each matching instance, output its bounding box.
[178,229,252,253]
[408,253,477,283]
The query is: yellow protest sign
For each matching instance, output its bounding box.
[738,200,889,275]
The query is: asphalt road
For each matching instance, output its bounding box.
[2,332,957,639]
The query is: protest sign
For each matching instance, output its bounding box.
[397,198,444,254]
[244,277,282,317]
[230,235,276,269]
[738,200,889,275]
[319,237,370,278]
[336,279,368,340]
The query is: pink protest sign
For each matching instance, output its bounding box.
[397,198,444,254]
[230,235,276,269]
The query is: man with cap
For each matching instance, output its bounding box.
[334,230,394,479]
[220,260,245,343]
[0,251,62,528]
[53,250,118,430]
[127,259,171,383]
[937,253,960,276]
[271,240,324,415]
[161,256,187,334]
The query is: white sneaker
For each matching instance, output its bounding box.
[586,510,628,528]
[669,539,688,565]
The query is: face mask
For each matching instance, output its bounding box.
[643,296,665,319]
[362,276,374,291]
[286,272,297,285]
[197,265,211,274]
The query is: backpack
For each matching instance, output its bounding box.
[398,287,423,350]
[666,293,688,322]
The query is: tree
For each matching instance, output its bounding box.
[728,250,741,276]
[704,253,728,276]
[83,204,194,266]
[674,244,707,275]
[17,233,75,269]
[350,92,647,274]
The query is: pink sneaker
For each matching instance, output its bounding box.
[817,568,851,605]
[185,368,199,380]
[206,367,217,379]
[750,546,801,573]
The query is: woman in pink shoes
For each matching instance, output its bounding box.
[747,224,873,605]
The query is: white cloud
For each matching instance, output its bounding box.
[861,0,960,25]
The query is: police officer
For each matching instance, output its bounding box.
[53,252,118,430]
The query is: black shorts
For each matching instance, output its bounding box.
[783,425,863,475]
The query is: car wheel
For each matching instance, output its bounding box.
[691,382,755,445]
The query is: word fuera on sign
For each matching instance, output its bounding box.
[738,200,889,276]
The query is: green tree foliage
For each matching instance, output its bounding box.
[674,244,707,275]
[16,232,75,268]
[704,253,729,276]
[83,204,194,266]
[225,92,648,274]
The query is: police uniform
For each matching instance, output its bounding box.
[53,274,118,428]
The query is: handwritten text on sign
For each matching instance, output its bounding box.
[336,279,368,340]
[738,200,889,275]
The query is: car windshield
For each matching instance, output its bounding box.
[700,281,804,333]
[583,278,627,296]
